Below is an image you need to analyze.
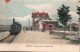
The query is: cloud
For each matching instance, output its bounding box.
[74,0,80,2]
[67,0,79,2]
[11,15,32,22]
[0,15,32,25]
[0,15,10,20]
[25,4,57,15]
[69,11,79,17]
[68,11,79,23]
[0,15,32,22]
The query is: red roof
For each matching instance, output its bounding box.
[71,23,79,26]
[32,12,49,18]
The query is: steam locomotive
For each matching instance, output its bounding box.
[10,18,22,35]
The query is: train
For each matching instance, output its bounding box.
[10,18,22,35]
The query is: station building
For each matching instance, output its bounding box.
[32,12,57,31]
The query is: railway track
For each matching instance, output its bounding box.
[0,35,16,43]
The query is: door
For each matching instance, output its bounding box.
[49,25,52,34]
[49,25,52,30]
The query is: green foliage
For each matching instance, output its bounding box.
[58,25,63,28]
[72,26,78,31]
[57,4,71,27]
[77,6,80,23]
[66,25,70,28]
[78,18,80,23]
[55,22,59,27]
[77,6,80,15]
[79,18,80,20]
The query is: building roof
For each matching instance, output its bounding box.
[41,20,58,22]
[35,17,52,22]
[71,23,79,26]
[32,12,49,18]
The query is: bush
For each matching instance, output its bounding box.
[72,26,78,31]
[58,25,63,28]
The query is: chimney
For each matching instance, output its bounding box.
[42,12,45,13]
[37,11,39,13]
[13,18,15,24]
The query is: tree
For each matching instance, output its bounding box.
[55,18,59,28]
[57,4,71,38]
[77,6,80,23]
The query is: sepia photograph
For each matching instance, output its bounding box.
[0,0,80,52]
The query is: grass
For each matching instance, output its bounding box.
[63,37,79,43]
[71,40,79,43]
[64,37,70,40]
[0,30,9,32]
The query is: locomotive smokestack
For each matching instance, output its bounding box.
[13,18,15,24]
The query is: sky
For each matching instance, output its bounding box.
[0,0,80,26]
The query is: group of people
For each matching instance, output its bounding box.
[23,26,39,32]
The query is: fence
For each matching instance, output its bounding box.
[56,28,70,31]
[0,26,10,32]
[51,28,80,43]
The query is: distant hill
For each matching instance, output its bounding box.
[0,25,10,26]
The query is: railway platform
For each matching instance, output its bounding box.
[12,30,78,45]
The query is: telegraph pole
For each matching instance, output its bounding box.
[69,15,72,41]
[29,18,30,27]
[70,19,72,41]
[78,17,80,52]
[29,18,30,30]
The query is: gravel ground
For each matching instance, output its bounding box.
[0,31,10,40]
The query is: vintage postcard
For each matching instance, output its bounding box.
[0,0,80,52]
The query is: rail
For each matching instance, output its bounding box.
[0,35,16,43]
